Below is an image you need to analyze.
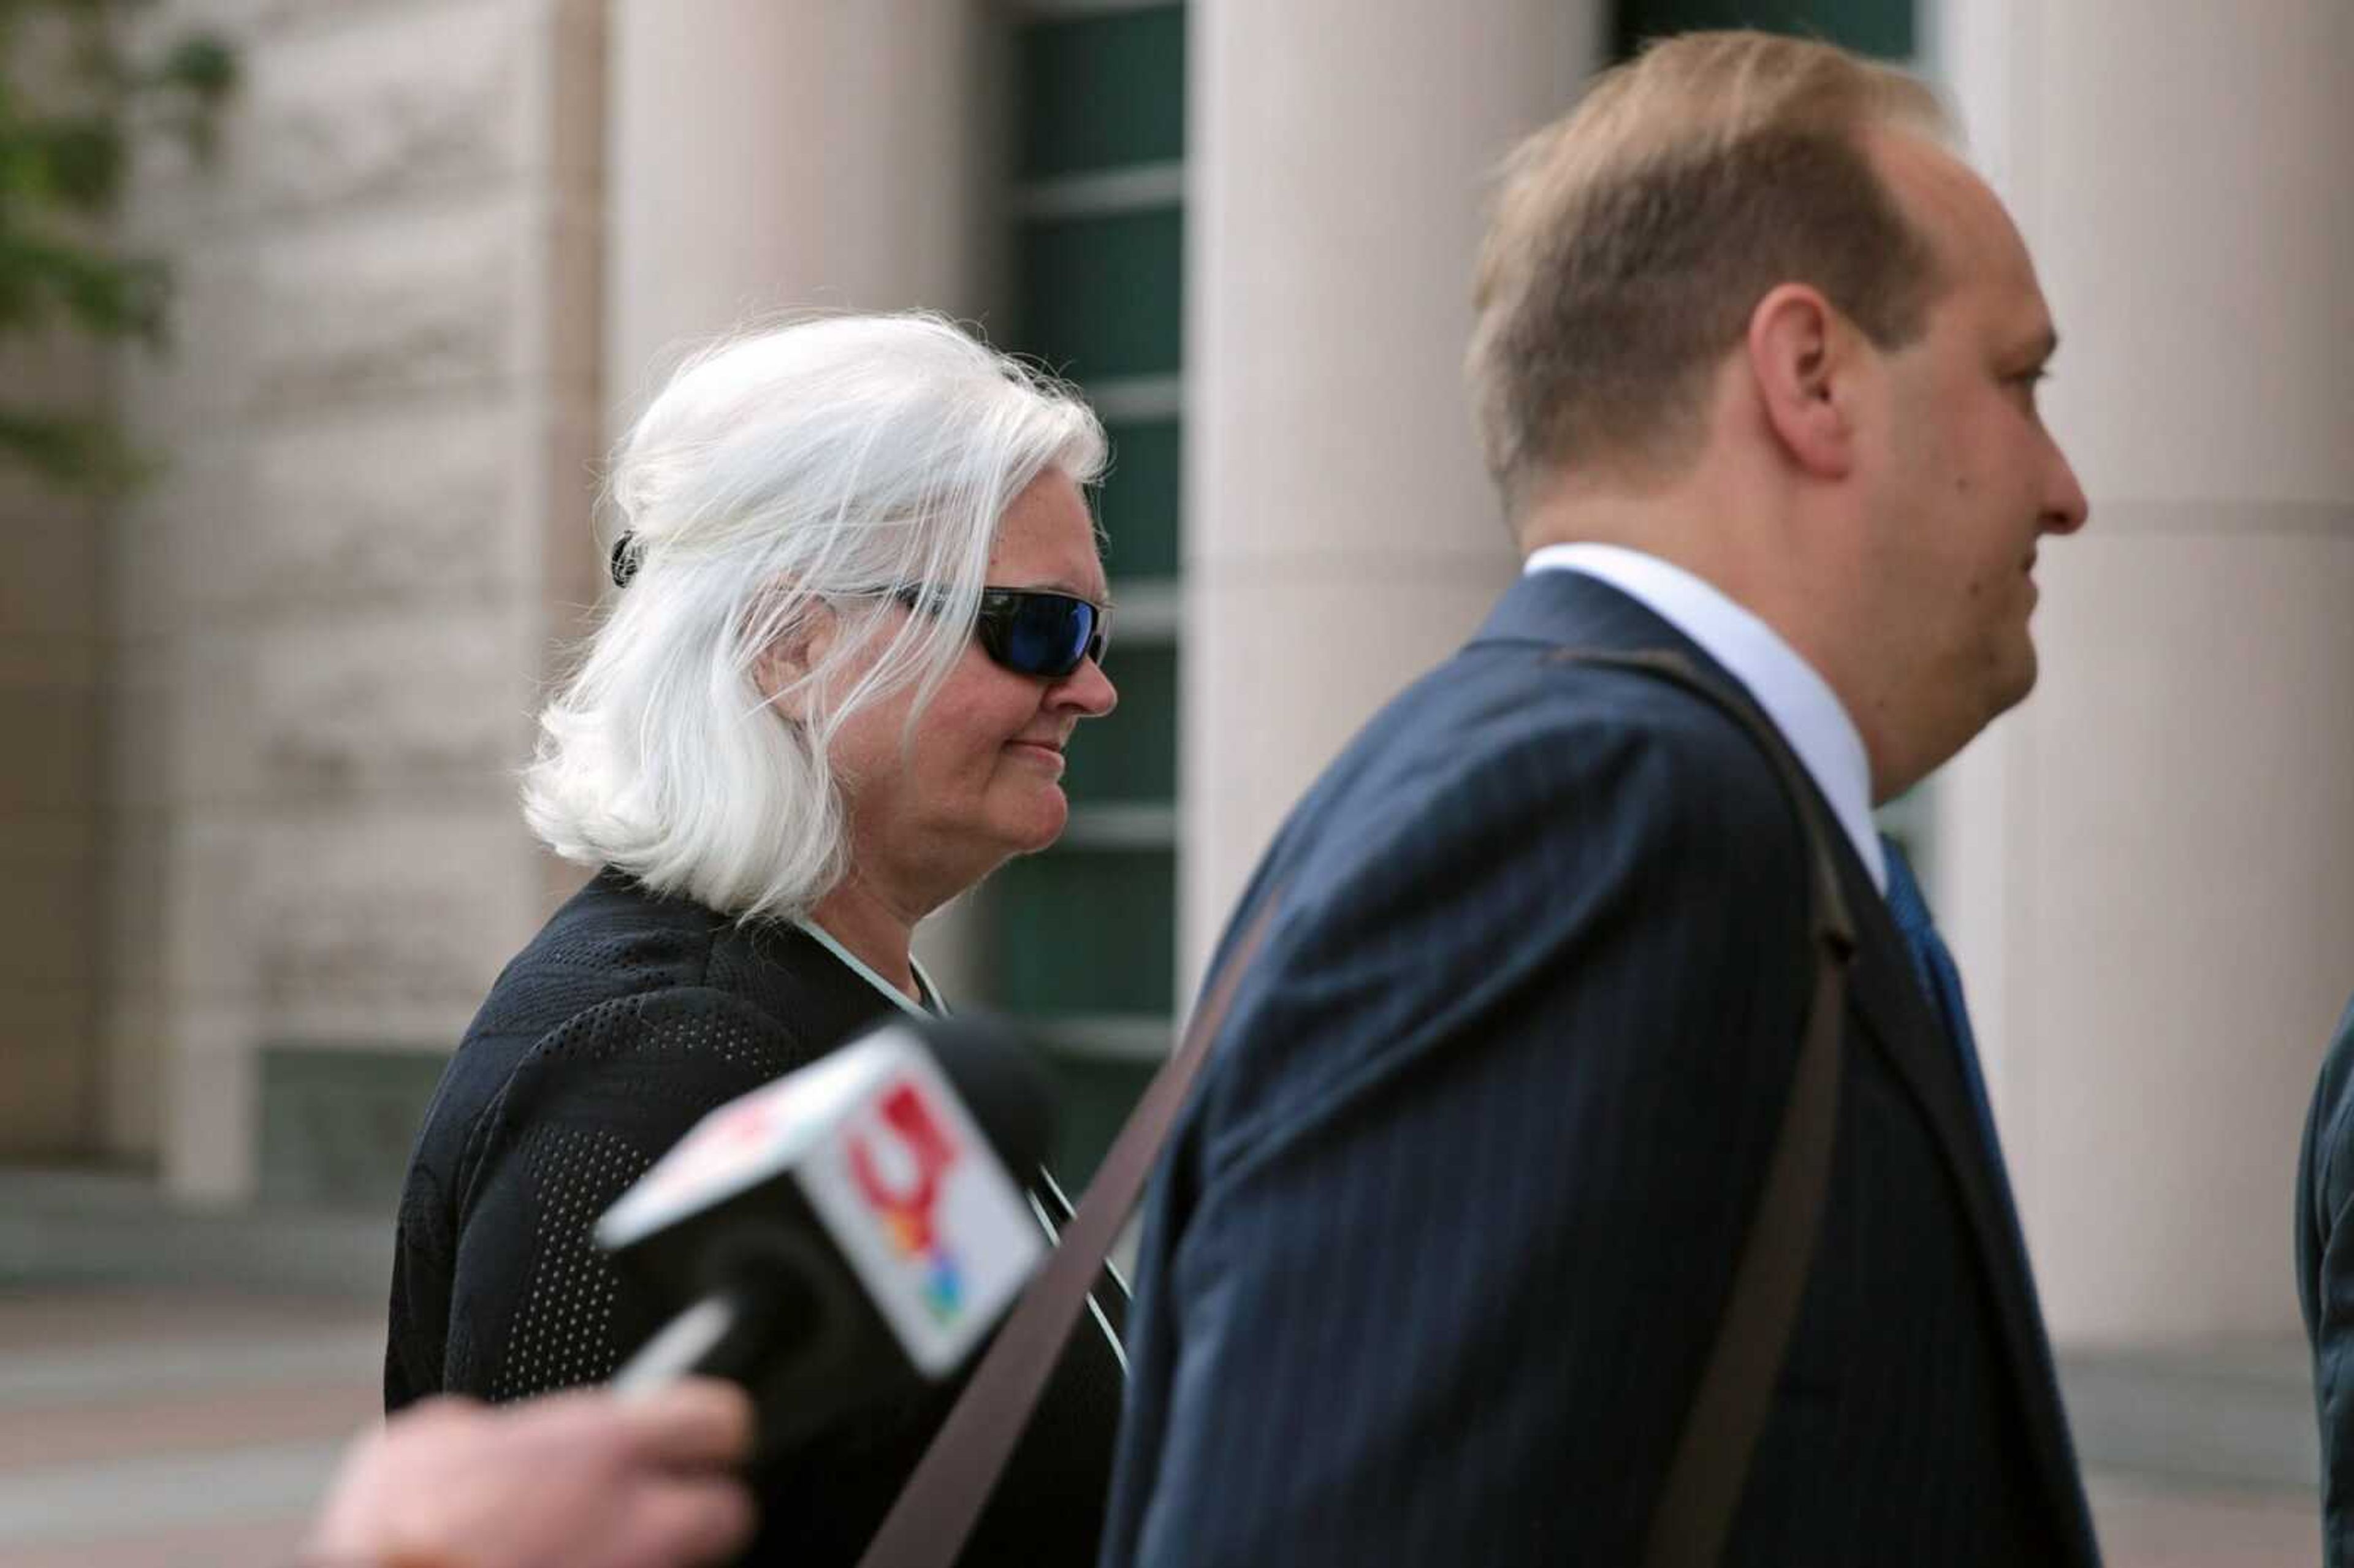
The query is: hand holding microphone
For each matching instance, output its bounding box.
[303,1379,757,1568]
[304,1015,1057,1568]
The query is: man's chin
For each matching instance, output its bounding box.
[1918,645,2038,786]
[1998,640,2040,713]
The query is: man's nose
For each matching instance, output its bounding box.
[2044,437,2091,536]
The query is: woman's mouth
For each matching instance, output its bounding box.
[1007,740,1067,773]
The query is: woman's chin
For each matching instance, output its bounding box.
[1005,787,1072,854]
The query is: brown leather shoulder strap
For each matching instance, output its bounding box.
[855,892,1285,1568]
[1541,647,1857,1568]
[863,644,1853,1568]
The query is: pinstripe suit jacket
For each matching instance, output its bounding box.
[1100,570,2097,1567]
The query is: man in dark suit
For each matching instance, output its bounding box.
[1102,31,2098,1567]
[2296,992,2354,1564]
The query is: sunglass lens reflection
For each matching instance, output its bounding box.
[1006,600,1089,676]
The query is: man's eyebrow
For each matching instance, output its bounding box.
[2020,327,2060,365]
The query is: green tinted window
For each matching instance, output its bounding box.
[1064,643,1176,806]
[1016,208,1184,382]
[1018,7,1187,178]
[1613,0,1913,59]
[1096,420,1180,578]
[1037,1049,1159,1186]
[1000,2,1185,1101]
[259,1046,448,1211]
[992,848,1176,1016]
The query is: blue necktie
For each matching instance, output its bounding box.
[1878,837,2004,1165]
[1879,835,2096,1542]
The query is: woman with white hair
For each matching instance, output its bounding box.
[384,313,1125,1566]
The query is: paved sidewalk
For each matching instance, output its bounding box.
[2087,1472,2318,1568]
[2068,1336,2323,1566]
[0,1280,2328,1567]
[9,1166,2322,1562]
[0,1285,379,1568]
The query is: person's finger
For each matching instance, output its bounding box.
[608,1473,759,1568]
[612,1377,756,1471]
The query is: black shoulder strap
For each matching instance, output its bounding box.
[1543,647,1858,1568]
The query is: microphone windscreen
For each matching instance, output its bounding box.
[910,1012,1058,1179]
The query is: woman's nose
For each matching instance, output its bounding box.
[1054,656,1118,718]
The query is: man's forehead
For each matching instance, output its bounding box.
[1870,131,2011,247]
[1868,127,2049,325]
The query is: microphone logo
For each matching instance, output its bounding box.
[846,1078,966,1323]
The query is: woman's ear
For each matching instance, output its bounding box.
[1746,282,1862,481]
[753,603,837,720]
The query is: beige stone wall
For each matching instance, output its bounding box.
[106,0,606,1199]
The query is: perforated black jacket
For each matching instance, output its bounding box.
[385,869,1124,1566]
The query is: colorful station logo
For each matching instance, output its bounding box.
[846,1078,967,1325]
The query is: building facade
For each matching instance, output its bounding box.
[2,0,2348,1360]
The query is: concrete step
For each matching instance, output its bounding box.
[2061,1341,2320,1494]
[0,1166,387,1303]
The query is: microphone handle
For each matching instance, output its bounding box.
[611,1284,760,1396]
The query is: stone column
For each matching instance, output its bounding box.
[606,0,995,409]
[1179,0,1606,982]
[0,335,102,1159]
[1933,0,2354,1341]
[606,0,995,996]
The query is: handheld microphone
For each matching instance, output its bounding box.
[595,1012,1056,1453]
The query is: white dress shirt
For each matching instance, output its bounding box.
[1524,542,1887,894]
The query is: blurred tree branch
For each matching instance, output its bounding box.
[0,0,235,492]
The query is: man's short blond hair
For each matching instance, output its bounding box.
[1467,30,1954,516]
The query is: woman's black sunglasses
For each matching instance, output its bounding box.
[897,587,1110,679]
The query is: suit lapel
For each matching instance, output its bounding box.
[1483,568,2091,1553]
[1838,854,2097,1555]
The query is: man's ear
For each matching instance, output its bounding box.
[1745,283,1860,481]
[753,603,837,720]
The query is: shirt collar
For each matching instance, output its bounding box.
[793,919,945,1016]
[1523,541,1886,893]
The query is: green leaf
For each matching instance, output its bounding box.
[0,4,236,489]
[0,232,170,346]
[21,115,124,209]
[0,403,155,495]
[158,33,236,102]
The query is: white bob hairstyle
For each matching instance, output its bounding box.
[523,312,1106,921]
